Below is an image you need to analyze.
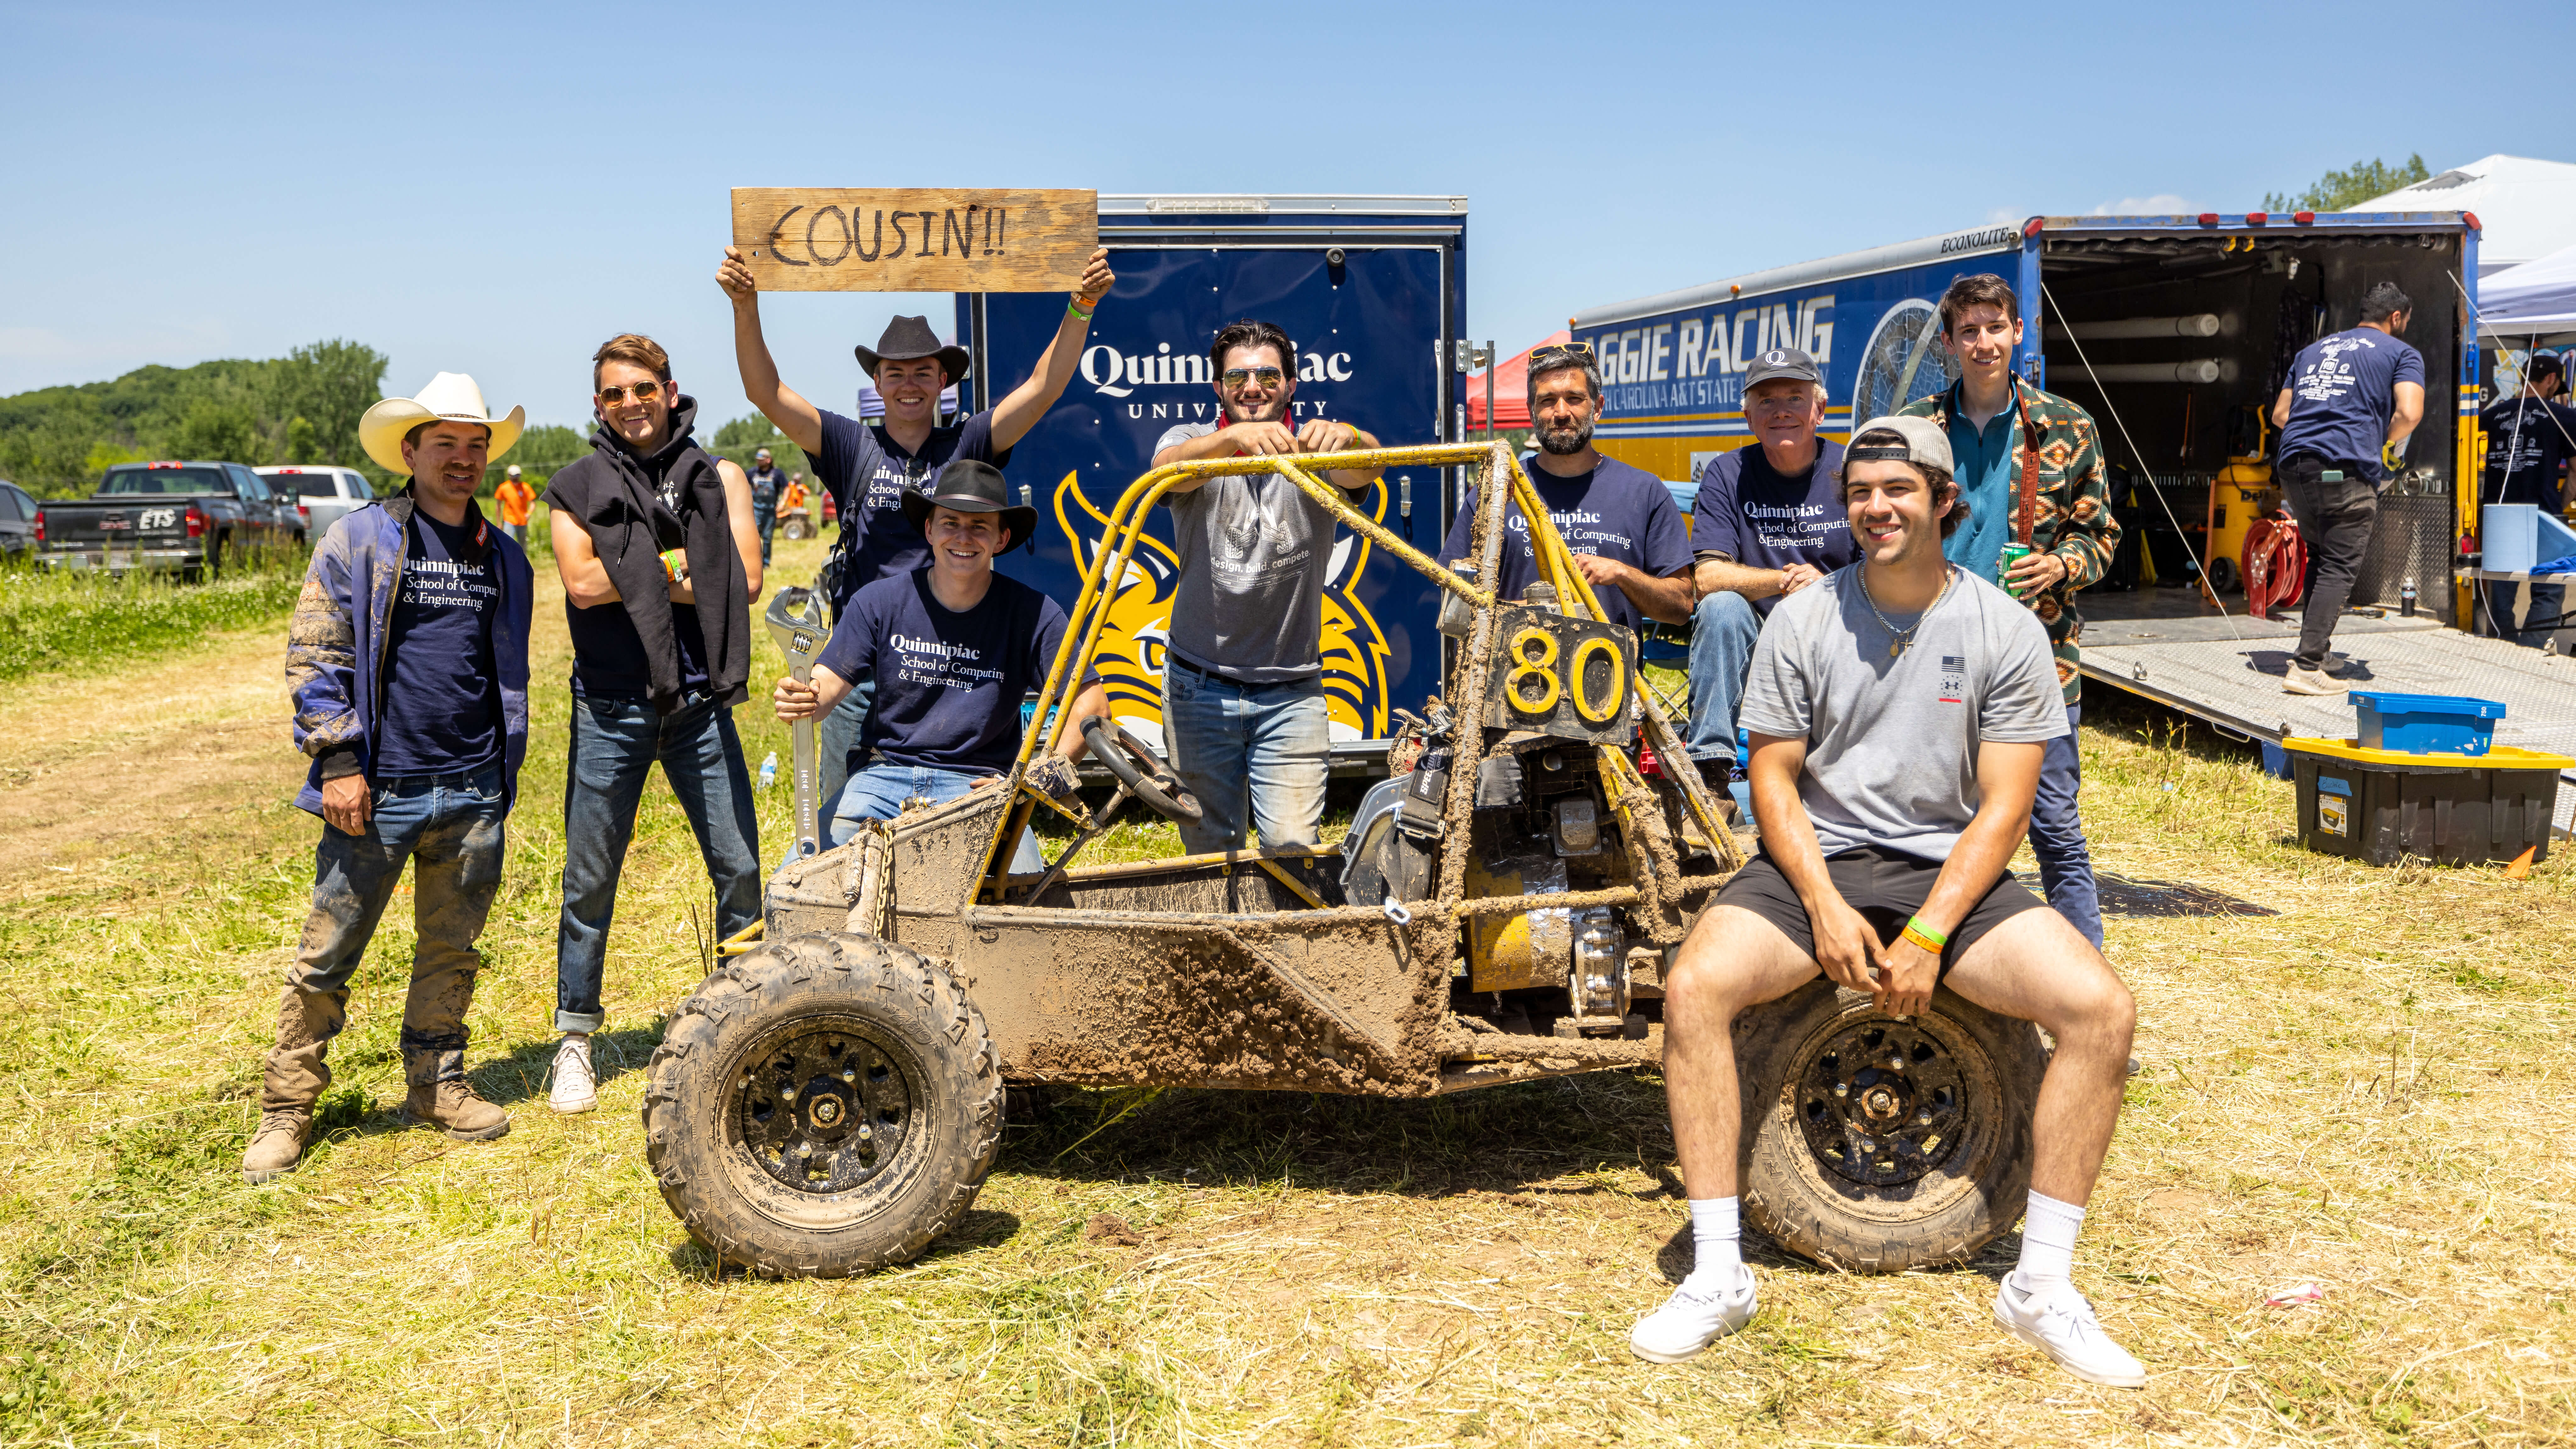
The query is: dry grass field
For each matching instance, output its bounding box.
[1,531,2570,1446]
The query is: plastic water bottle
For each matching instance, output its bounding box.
[758,752,778,790]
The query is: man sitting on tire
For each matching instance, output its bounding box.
[1639,418,2143,1387]
[772,460,1109,873]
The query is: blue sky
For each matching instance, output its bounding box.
[5,0,2569,435]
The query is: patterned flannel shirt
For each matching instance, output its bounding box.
[1899,380,2120,704]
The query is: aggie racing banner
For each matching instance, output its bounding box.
[966,241,1453,750]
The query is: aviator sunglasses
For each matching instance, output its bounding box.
[1220,366,1285,389]
[596,379,669,405]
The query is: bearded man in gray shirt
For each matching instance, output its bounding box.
[1149,319,1381,854]
[1634,418,2144,1391]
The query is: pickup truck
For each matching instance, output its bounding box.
[34,460,299,579]
[257,464,377,541]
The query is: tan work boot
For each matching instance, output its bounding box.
[401,1049,511,1142]
[241,1110,312,1184]
[404,1077,511,1141]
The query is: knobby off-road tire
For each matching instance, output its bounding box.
[642,933,1004,1277]
[1737,980,2047,1273]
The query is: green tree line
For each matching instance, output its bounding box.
[0,340,391,497]
[1,337,812,503]
[2263,153,2432,214]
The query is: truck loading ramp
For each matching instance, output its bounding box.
[2082,597,2576,838]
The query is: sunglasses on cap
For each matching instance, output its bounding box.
[596,379,668,405]
[1529,342,1596,367]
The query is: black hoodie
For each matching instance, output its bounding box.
[541,397,752,712]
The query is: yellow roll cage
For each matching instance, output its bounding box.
[969,439,1743,899]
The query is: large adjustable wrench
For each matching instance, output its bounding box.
[763,587,830,863]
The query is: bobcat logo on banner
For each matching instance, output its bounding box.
[1051,469,1393,747]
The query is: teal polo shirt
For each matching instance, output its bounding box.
[1941,381,2021,585]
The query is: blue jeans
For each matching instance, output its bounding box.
[556,694,762,1034]
[753,503,777,565]
[262,767,507,1112]
[2031,703,2102,949]
[1684,590,1763,769]
[830,762,1044,873]
[1161,663,1331,855]
[814,672,878,839]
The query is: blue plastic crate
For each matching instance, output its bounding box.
[2260,741,2294,780]
[2348,691,2506,756]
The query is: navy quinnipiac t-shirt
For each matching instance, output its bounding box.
[1438,455,1693,634]
[814,409,1013,613]
[2279,327,2427,482]
[815,570,1095,777]
[1690,439,1857,617]
[375,509,502,777]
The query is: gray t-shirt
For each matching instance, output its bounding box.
[1153,420,1365,683]
[1740,566,2067,861]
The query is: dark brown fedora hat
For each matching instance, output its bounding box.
[853,315,972,383]
[900,458,1037,552]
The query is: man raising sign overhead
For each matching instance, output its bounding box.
[717,242,1114,823]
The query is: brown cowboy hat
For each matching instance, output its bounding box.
[853,315,971,383]
[901,459,1036,553]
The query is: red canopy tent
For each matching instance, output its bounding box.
[1463,330,1569,431]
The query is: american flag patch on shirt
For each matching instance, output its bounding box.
[1941,656,1967,671]
[1938,656,1966,705]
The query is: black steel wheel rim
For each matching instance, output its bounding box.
[1794,1019,1968,1188]
[735,1023,916,1196]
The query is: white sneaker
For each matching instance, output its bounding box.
[2281,664,2342,696]
[1994,1276,2146,1387]
[549,1034,597,1114]
[1629,1265,1758,1363]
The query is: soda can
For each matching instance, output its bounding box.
[1998,542,2035,597]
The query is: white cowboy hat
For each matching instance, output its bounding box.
[358,372,525,476]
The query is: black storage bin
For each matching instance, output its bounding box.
[2286,738,2567,867]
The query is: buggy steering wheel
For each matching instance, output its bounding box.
[1080,716,1203,825]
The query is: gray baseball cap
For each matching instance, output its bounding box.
[1743,345,1823,390]
[1838,415,1954,478]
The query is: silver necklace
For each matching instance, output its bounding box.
[1857,565,1953,658]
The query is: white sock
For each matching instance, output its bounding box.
[2012,1191,2085,1293]
[1683,1197,1742,1293]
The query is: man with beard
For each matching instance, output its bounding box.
[540,333,765,1114]
[1438,341,1694,635]
[718,243,1116,825]
[1150,319,1383,854]
[2270,281,2424,691]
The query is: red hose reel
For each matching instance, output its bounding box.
[2242,510,2306,620]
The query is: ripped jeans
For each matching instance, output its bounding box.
[261,767,506,1113]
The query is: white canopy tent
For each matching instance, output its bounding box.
[2479,240,2576,334]
[2352,154,2576,277]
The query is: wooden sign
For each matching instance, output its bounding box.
[730,188,1096,292]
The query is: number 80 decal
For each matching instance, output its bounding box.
[1503,626,1626,724]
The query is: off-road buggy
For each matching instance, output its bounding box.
[639,442,2045,1276]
